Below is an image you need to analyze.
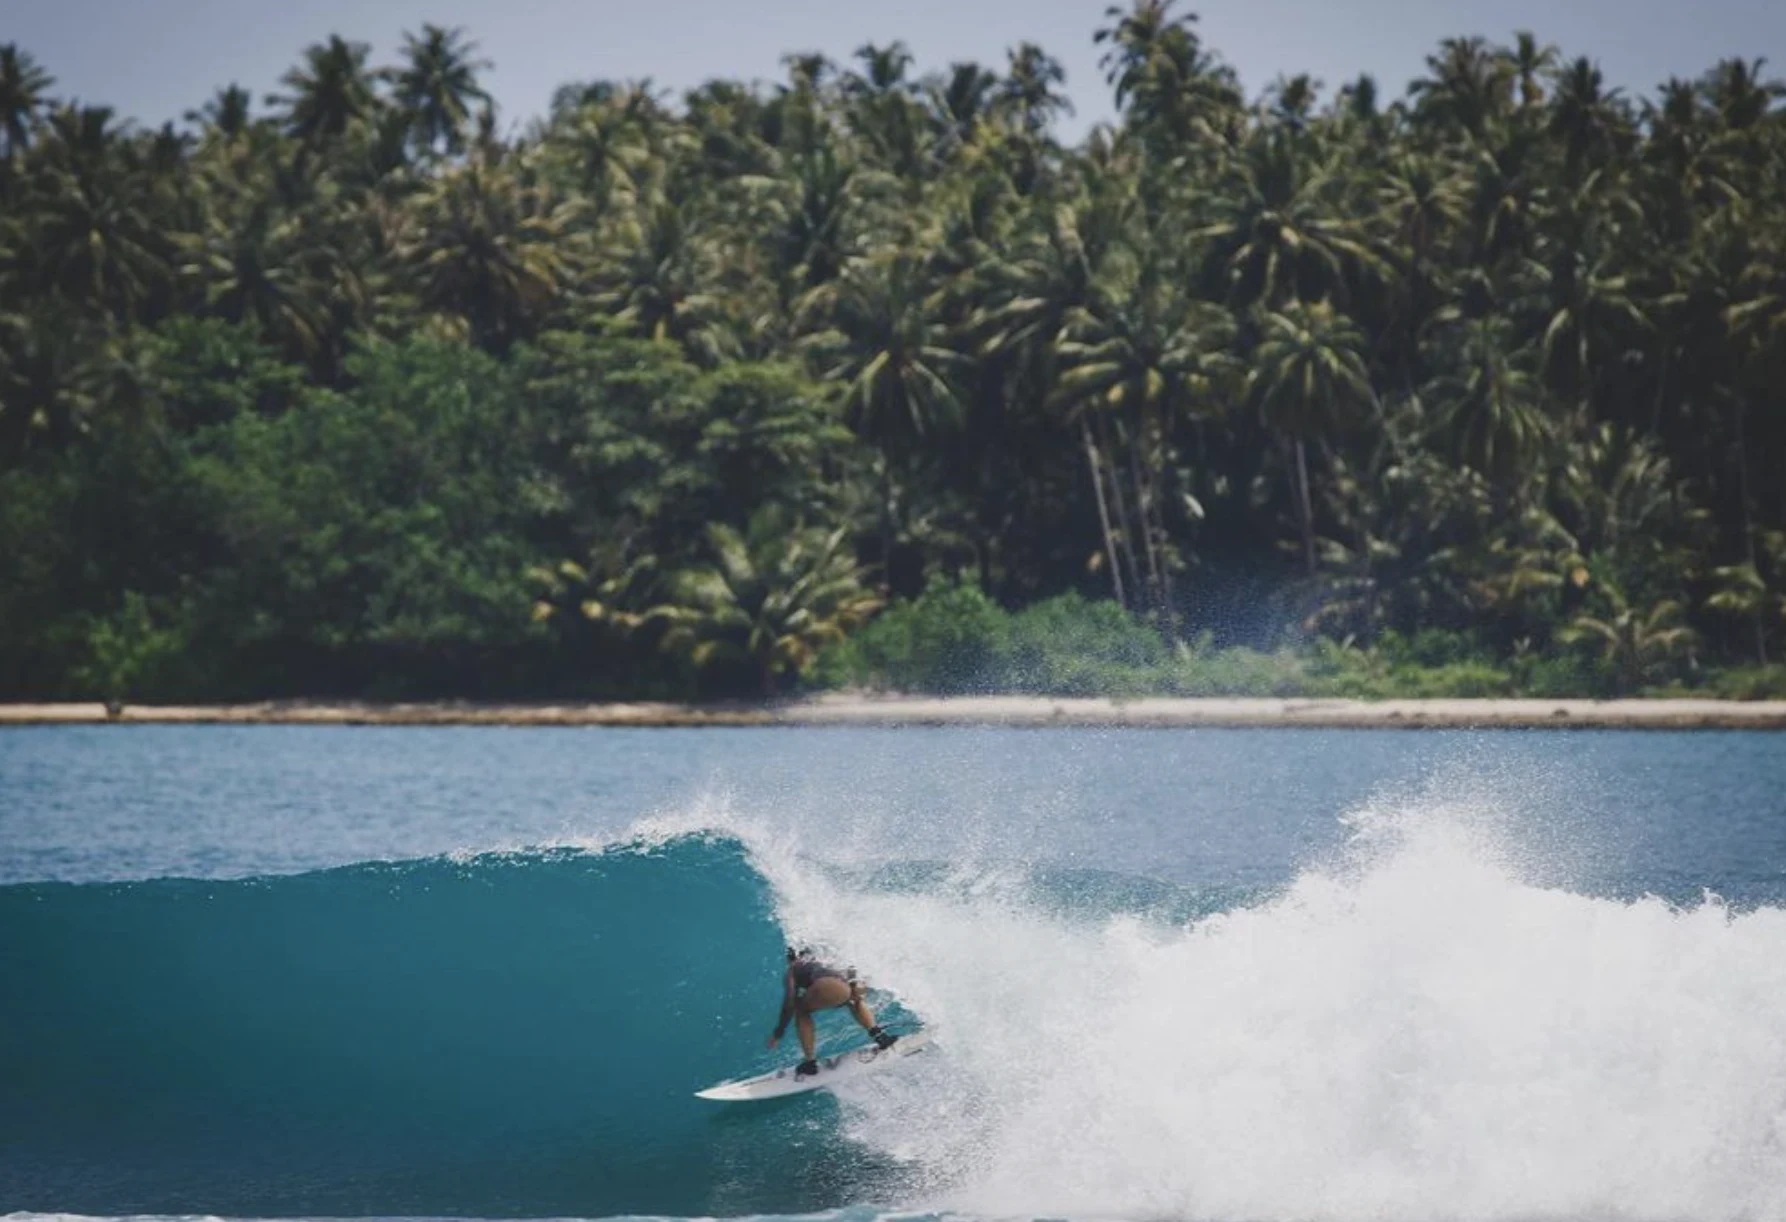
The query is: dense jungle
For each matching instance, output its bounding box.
[2,3,1784,701]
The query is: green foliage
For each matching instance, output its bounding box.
[818,579,1010,694]
[2,24,1785,702]
[654,506,881,695]
[73,591,188,710]
[1695,665,1786,701]
[185,337,548,694]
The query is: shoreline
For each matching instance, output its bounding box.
[4,694,1786,729]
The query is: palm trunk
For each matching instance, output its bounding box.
[1125,411,1163,616]
[1293,436,1317,577]
[1096,411,1145,609]
[1080,415,1127,611]
[1734,397,1768,666]
[878,458,898,594]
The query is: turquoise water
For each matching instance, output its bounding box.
[3,726,1786,1221]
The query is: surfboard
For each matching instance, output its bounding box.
[694,1029,932,1101]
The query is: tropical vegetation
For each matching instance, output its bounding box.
[3,10,1785,704]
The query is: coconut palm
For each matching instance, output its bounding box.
[1054,260,1238,612]
[184,84,255,143]
[843,42,925,177]
[1195,130,1384,311]
[928,62,999,160]
[654,507,882,694]
[798,250,968,580]
[1094,0,1240,147]
[999,43,1073,135]
[0,43,55,162]
[386,24,491,158]
[1407,36,1512,142]
[1248,301,1375,574]
[592,193,730,361]
[1547,57,1630,180]
[1559,582,1696,691]
[1504,32,1559,113]
[26,106,168,323]
[179,199,329,361]
[1421,317,1552,484]
[799,250,967,458]
[268,35,378,149]
[402,158,582,352]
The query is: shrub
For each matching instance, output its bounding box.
[817,579,1009,693]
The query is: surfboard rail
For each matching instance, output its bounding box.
[694,1029,932,1101]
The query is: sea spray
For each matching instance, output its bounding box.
[745,795,1786,1221]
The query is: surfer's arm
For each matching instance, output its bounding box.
[768,969,796,1047]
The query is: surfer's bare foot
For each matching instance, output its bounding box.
[796,1059,819,1078]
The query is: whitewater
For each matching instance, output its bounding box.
[3,725,1785,1222]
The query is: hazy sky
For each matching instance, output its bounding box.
[11,0,1785,140]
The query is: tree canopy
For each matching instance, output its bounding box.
[2,17,1784,703]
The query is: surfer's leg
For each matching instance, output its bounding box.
[849,980,898,1051]
[793,977,849,1072]
[847,981,877,1030]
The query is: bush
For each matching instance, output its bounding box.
[1167,639,1314,696]
[817,579,1009,693]
[1694,665,1786,701]
[1003,593,1168,695]
[73,592,191,710]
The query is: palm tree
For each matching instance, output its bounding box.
[758,143,873,302]
[548,91,650,211]
[593,193,729,361]
[1547,57,1630,180]
[1407,36,1512,142]
[1194,130,1383,310]
[799,250,967,458]
[1248,302,1375,574]
[975,190,1136,603]
[179,199,329,361]
[402,158,582,353]
[386,24,491,158]
[1053,256,1237,615]
[1504,32,1559,113]
[268,35,378,149]
[928,62,999,160]
[1700,57,1784,133]
[655,507,882,695]
[0,43,54,162]
[1559,582,1696,692]
[1374,151,1470,359]
[1421,317,1551,484]
[843,42,925,178]
[1531,215,1650,409]
[999,43,1073,136]
[184,84,254,142]
[1094,0,1240,147]
[798,250,968,581]
[26,106,168,324]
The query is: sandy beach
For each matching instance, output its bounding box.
[4,694,1786,728]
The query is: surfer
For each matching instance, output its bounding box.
[769,947,897,1078]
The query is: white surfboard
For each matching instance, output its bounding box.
[694,1030,932,1101]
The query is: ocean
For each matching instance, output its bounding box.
[2,725,1785,1222]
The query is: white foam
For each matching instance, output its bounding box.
[743,797,1786,1222]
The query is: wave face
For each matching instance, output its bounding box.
[7,803,1786,1221]
[0,837,915,1218]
